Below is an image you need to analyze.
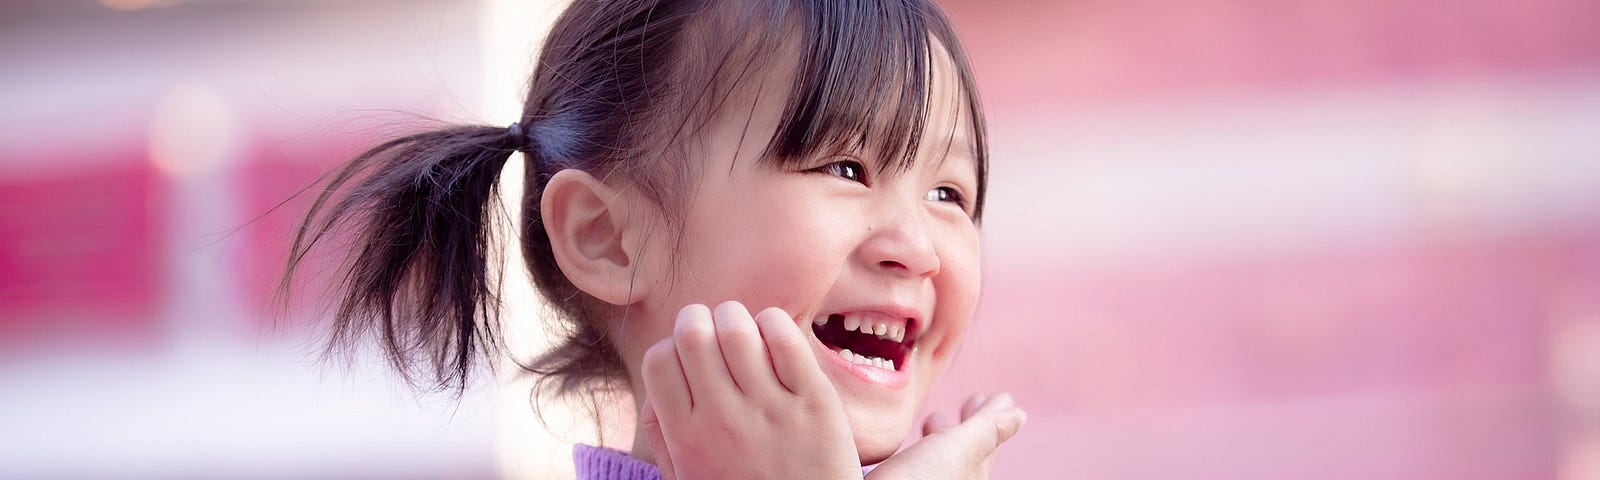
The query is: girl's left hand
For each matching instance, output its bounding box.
[866,393,1027,480]
[639,301,864,480]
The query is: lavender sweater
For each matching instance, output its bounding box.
[574,445,661,480]
[574,444,875,479]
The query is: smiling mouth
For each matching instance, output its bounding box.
[811,313,918,371]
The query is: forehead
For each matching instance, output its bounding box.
[706,35,979,173]
[910,44,979,177]
[671,0,990,215]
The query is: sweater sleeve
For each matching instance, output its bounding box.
[573,444,662,480]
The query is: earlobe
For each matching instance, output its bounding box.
[540,169,650,306]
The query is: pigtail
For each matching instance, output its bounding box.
[285,124,523,394]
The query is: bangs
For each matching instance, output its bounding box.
[681,0,990,218]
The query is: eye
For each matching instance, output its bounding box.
[815,159,867,185]
[926,186,968,208]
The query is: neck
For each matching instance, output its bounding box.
[629,428,655,464]
[627,383,657,464]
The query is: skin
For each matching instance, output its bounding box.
[540,42,1024,479]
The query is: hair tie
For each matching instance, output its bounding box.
[507,122,532,149]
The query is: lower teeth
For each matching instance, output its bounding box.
[838,348,895,370]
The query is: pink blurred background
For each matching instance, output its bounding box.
[3,0,1598,478]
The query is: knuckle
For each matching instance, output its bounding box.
[990,411,1022,444]
[713,300,749,321]
[758,405,790,430]
[754,307,796,332]
[718,326,761,353]
[702,416,740,440]
[678,303,712,319]
[798,388,839,411]
[754,306,791,322]
[765,330,807,355]
[641,410,663,428]
[674,304,711,330]
[714,310,759,337]
[642,340,676,368]
[674,314,715,346]
[641,351,680,385]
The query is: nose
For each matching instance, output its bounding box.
[858,206,941,279]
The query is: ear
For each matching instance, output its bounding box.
[540,169,651,306]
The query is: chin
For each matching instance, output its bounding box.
[855,436,902,466]
[845,405,916,465]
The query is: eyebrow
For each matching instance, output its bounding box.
[862,127,977,179]
[950,133,977,161]
[939,132,979,177]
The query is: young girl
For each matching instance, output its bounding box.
[286,0,1024,478]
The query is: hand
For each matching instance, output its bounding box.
[640,301,863,480]
[867,393,1027,480]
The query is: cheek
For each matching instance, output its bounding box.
[929,228,982,360]
[671,186,852,311]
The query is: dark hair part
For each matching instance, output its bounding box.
[283,0,990,398]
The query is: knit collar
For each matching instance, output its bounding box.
[573,444,661,480]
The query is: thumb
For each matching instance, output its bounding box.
[640,400,678,480]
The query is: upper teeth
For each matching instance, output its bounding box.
[818,312,908,343]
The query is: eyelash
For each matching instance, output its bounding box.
[816,159,867,184]
[926,186,968,209]
[812,159,971,210]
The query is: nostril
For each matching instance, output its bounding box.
[878,260,905,270]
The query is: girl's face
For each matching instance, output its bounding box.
[623,50,981,464]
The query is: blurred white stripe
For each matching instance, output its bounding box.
[983,72,1600,270]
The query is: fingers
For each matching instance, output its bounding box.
[938,393,1028,451]
[961,393,990,420]
[713,301,782,395]
[753,306,827,394]
[985,393,1015,410]
[672,303,737,405]
[639,401,679,480]
[874,394,1025,480]
[923,393,1015,440]
[922,411,953,436]
[642,302,861,480]
[955,393,1026,450]
[966,393,1014,420]
[660,301,829,402]
[642,338,692,416]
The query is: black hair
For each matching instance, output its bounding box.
[283,0,989,399]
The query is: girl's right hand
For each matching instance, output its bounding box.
[639,301,864,480]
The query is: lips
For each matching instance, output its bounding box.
[810,311,920,372]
